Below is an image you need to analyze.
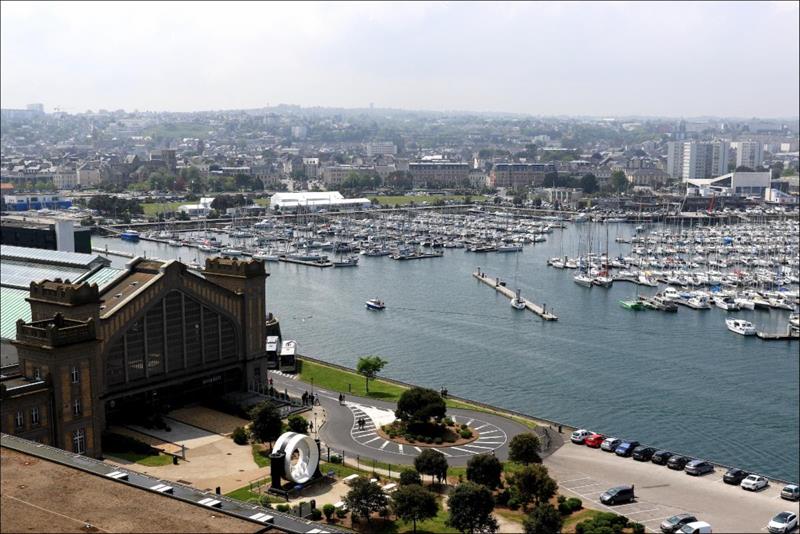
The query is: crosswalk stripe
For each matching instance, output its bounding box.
[465,419,474,426]
[363,436,381,445]
[474,424,489,430]
[398,445,404,454]
[353,430,377,437]
[414,446,422,453]
[449,447,474,455]
[380,440,390,450]
[463,444,494,450]
[440,449,452,457]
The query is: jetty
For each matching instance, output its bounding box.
[756,325,800,341]
[472,268,558,321]
[93,246,134,258]
[278,255,333,268]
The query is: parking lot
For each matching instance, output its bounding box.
[544,441,800,533]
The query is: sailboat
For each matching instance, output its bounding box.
[573,225,594,288]
[510,248,527,309]
[593,223,613,288]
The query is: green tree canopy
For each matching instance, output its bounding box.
[248,401,283,447]
[508,464,558,511]
[343,478,388,523]
[287,414,309,434]
[508,433,542,465]
[391,483,439,533]
[580,173,598,194]
[356,355,387,393]
[399,468,423,486]
[523,503,563,534]
[396,387,447,425]
[610,170,628,193]
[466,453,503,489]
[414,448,448,484]
[446,481,498,534]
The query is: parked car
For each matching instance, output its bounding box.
[685,460,714,476]
[615,440,641,457]
[723,468,749,485]
[668,455,691,470]
[678,521,713,534]
[767,512,798,534]
[599,485,635,505]
[741,474,769,491]
[632,446,657,462]
[651,450,674,465]
[571,429,592,444]
[584,433,605,448]
[660,514,699,533]
[780,484,800,501]
[601,437,622,452]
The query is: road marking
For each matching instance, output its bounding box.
[449,446,476,455]
[380,440,390,450]
[624,508,660,516]
[414,446,422,453]
[477,430,502,435]
[466,419,474,426]
[560,477,592,484]
[398,445,404,454]
[352,430,376,436]
[363,436,381,445]
[474,424,489,430]
[473,440,504,445]
[568,483,605,490]
[451,416,457,423]
[440,449,452,457]
[462,444,495,450]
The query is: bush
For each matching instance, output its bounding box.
[444,434,456,443]
[335,508,348,519]
[276,504,290,513]
[404,434,415,442]
[460,423,468,430]
[507,497,521,510]
[310,508,322,521]
[416,435,426,443]
[330,454,342,464]
[566,498,582,512]
[631,522,645,534]
[399,469,422,486]
[557,495,566,505]
[287,414,309,434]
[434,437,443,445]
[231,426,248,445]
[444,417,454,426]
[425,436,433,444]
[388,431,397,439]
[496,489,511,506]
[322,504,335,521]
[460,428,473,439]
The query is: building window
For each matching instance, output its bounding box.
[33,367,41,380]
[72,428,86,454]
[15,411,24,428]
[31,407,40,426]
[73,398,82,416]
[71,366,80,384]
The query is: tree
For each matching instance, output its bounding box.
[396,387,447,425]
[508,464,558,510]
[523,503,563,534]
[249,401,283,448]
[573,511,630,534]
[400,468,423,486]
[508,433,542,465]
[735,165,755,172]
[287,414,309,434]
[466,453,503,489]
[356,355,387,393]
[446,481,498,534]
[343,478,388,523]
[512,191,527,206]
[414,449,448,485]
[610,170,628,193]
[392,484,439,533]
[580,173,598,194]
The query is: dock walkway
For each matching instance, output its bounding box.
[472,269,558,321]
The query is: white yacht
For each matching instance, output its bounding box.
[714,295,741,311]
[510,289,526,310]
[726,318,757,336]
[790,313,799,328]
[573,273,594,287]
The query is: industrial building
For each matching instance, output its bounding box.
[1,215,93,253]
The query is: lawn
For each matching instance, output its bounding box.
[251,443,271,467]
[297,358,536,427]
[369,195,468,207]
[225,485,284,504]
[106,451,173,467]
[254,198,271,207]
[561,508,608,532]
[140,201,183,216]
[364,496,451,533]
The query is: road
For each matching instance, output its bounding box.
[546,442,800,533]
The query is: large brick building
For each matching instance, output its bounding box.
[1,256,278,458]
[489,163,557,189]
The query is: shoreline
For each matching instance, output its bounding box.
[296,354,798,486]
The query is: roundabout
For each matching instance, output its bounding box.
[346,402,509,459]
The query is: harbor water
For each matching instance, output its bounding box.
[94,223,799,482]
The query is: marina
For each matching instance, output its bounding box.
[93,210,799,481]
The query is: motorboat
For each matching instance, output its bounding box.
[619,299,645,310]
[221,248,243,257]
[333,256,359,267]
[365,298,385,311]
[714,295,741,311]
[725,318,756,336]
[790,313,799,328]
[496,244,523,253]
[120,229,140,242]
[592,275,613,288]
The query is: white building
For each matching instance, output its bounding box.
[178,197,215,217]
[679,140,728,181]
[666,141,684,179]
[269,191,371,212]
[734,141,763,170]
[366,142,397,157]
[684,171,770,197]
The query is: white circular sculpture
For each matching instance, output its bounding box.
[273,431,319,484]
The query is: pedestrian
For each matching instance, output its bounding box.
[338,393,343,405]
[268,377,273,387]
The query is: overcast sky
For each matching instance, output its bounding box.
[1,1,798,117]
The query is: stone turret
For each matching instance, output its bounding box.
[27,279,101,322]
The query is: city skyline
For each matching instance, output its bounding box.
[2,1,798,118]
